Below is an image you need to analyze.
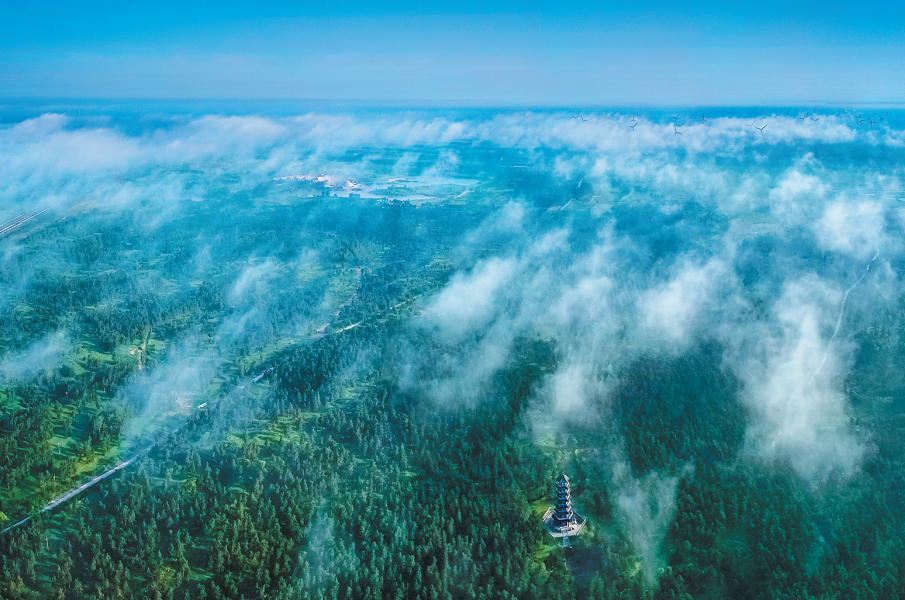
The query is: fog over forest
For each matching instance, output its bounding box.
[1,105,904,599]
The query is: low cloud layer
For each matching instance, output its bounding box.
[0,333,68,381]
[4,107,904,580]
[4,112,899,468]
[614,467,684,586]
[726,277,865,481]
[3,110,904,220]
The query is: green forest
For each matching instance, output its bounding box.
[2,112,905,600]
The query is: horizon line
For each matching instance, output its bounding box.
[2,96,905,111]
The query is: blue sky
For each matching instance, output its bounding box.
[1,0,903,105]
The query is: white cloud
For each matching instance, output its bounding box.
[815,200,884,259]
[0,333,68,380]
[421,257,519,344]
[727,277,864,481]
[639,258,727,343]
[614,467,684,586]
[230,260,277,306]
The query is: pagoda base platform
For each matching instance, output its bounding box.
[542,507,586,538]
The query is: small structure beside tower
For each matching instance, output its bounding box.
[543,472,586,546]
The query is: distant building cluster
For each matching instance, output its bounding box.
[273,174,364,199]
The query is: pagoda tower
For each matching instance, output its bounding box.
[553,473,576,530]
[543,472,586,541]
